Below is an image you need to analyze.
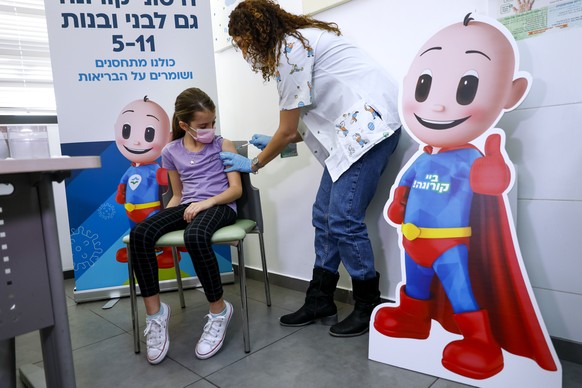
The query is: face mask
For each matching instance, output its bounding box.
[187,126,215,144]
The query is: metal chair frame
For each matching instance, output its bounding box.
[125,171,271,354]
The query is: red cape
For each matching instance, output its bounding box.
[429,193,557,371]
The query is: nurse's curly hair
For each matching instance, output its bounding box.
[228,0,341,81]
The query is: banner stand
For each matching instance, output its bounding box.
[73,273,234,303]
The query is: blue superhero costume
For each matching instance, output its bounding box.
[398,145,481,314]
[115,162,175,267]
[118,162,162,226]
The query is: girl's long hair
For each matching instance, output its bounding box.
[228,0,341,81]
[171,88,215,140]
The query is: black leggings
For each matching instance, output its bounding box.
[129,204,237,302]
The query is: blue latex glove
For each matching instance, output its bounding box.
[249,134,272,151]
[220,151,253,173]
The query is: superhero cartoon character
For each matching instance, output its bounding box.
[114,96,174,268]
[373,13,557,380]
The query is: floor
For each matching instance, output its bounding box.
[14,277,582,388]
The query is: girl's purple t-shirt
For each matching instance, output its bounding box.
[162,136,236,212]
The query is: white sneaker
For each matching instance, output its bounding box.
[195,300,233,359]
[144,302,170,364]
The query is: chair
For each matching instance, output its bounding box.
[124,170,271,354]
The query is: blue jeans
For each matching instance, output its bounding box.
[313,129,401,281]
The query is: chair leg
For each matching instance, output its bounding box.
[258,231,271,306]
[171,247,185,309]
[237,241,250,353]
[127,244,140,354]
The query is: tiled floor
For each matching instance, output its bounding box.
[14,277,582,388]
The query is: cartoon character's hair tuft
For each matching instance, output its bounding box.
[463,12,474,26]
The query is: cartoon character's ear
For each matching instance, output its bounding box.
[504,77,529,110]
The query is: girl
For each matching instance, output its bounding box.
[130,87,242,364]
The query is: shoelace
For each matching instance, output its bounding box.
[199,314,226,345]
[144,318,165,349]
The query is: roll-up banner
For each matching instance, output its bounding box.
[43,0,231,302]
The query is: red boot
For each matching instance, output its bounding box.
[156,247,179,269]
[442,310,503,380]
[116,247,128,263]
[373,287,431,339]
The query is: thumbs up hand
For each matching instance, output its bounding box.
[470,134,511,195]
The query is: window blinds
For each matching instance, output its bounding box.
[0,0,56,115]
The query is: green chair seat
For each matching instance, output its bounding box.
[233,219,257,233]
[122,220,254,247]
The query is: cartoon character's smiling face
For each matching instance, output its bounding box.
[114,97,170,163]
[401,19,526,148]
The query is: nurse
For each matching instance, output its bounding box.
[220,0,401,337]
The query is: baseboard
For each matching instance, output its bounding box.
[237,264,357,305]
[552,337,582,365]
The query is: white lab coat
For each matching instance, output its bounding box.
[276,28,401,181]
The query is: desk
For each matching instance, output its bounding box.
[0,156,101,388]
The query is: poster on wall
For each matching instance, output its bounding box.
[43,0,231,301]
[368,12,561,387]
[302,0,351,15]
[491,0,582,40]
[210,0,243,52]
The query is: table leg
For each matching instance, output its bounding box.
[38,177,76,388]
[0,338,16,387]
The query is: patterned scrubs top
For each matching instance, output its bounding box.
[276,28,401,181]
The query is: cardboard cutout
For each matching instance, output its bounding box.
[369,13,561,387]
[113,96,174,268]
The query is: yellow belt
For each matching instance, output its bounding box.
[125,201,161,212]
[402,223,472,241]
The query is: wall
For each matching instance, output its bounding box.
[214,0,581,345]
[498,24,582,344]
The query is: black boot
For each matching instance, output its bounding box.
[329,272,381,337]
[280,267,339,327]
